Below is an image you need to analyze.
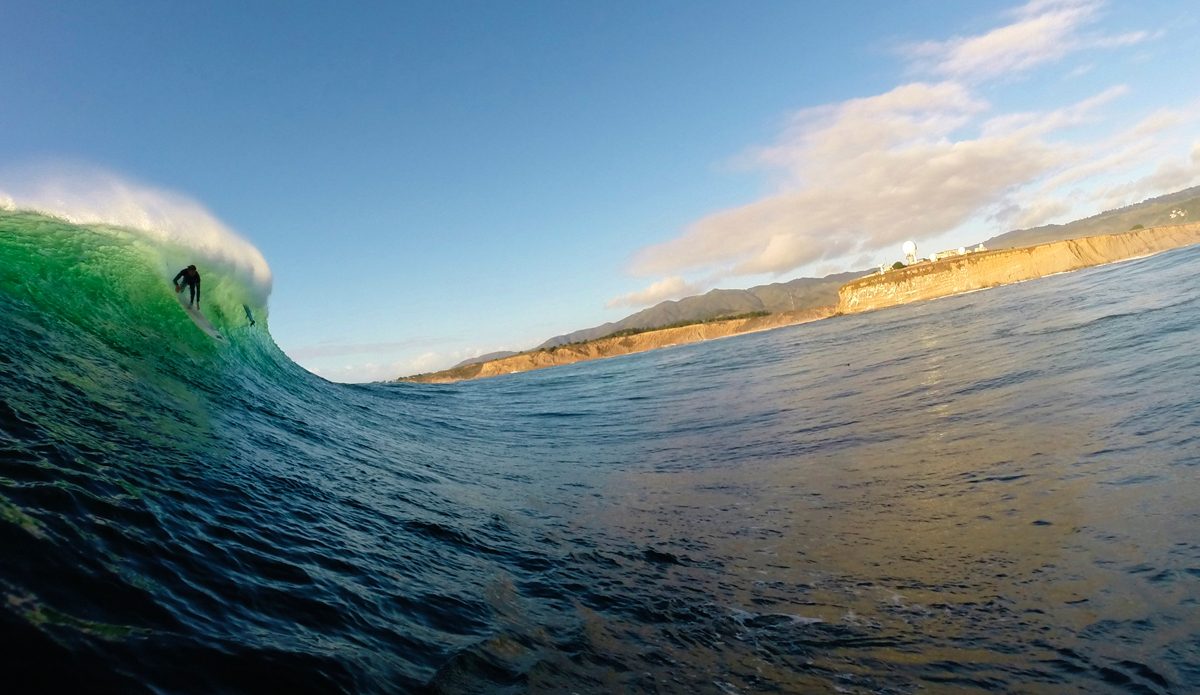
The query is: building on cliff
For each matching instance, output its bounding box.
[837,223,1200,316]
[931,244,986,262]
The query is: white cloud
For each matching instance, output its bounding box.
[409,351,446,374]
[1017,106,1195,198]
[1088,140,1200,210]
[631,82,1118,278]
[1011,196,1077,228]
[980,85,1127,138]
[906,0,1146,82]
[298,339,554,383]
[307,350,454,383]
[1119,108,1193,143]
[287,337,447,360]
[606,275,706,309]
[623,1,1190,282]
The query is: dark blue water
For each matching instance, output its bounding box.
[3,212,1199,693]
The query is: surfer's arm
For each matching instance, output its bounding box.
[172,270,185,285]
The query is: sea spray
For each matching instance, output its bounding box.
[0,167,272,304]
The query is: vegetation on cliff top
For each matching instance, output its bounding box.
[983,185,1199,249]
[398,310,774,381]
[537,271,862,348]
[539,311,771,352]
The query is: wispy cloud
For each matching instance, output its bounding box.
[299,340,547,383]
[998,102,1200,226]
[1087,139,1200,210]
[633,82,1106,278]
[606,275,706,309]
[308,351,449,384]
[286,337,449,360]
[1008,196,1076,228]
[906,0,1146,82]
[625,0,1181,281]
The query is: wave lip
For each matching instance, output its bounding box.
[0,166,272,305]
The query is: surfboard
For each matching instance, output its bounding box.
[178,297,228,344]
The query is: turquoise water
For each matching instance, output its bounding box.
[2,209,1199,694]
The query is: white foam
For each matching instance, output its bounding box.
[0,165,273,304]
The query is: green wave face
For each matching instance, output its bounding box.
[0,209,298,458]
[0,209,268,339]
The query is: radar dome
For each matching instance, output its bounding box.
[902,241,916,256]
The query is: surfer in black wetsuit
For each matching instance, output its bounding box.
[173,265,201,309]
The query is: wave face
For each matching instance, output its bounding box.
[4,209,1200,694]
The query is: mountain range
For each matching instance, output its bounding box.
[452,186,1200,369]
[450,271,864,368]
[982,185,1200,249]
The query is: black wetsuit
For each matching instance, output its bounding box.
[173,267,201,308]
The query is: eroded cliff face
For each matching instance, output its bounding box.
[402,224,1200,384]
[402,306,837,383]
[837,223,1200,315]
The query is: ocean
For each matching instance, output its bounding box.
[2,208,1199,694]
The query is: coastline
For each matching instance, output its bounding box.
[837,223,1200,315]
[398,306,836,383]
[399,222,1200,384]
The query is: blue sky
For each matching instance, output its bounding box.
[2,0,1198,381]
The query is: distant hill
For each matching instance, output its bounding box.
[984,186,1200,249]
[451,350,520,369]
[538,270,865,348]
[447,186,1200,374]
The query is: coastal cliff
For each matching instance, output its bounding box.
[837,223,1200,315]
[538,270,861,348]
[402,222,1200,385]
[401,306,836,383]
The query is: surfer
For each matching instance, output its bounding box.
[173,265,201,309]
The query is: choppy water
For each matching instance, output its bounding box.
[2,209,1199,694]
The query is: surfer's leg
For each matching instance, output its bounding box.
[189,284,197,307]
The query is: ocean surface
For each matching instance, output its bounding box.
[2,209,1199,694]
